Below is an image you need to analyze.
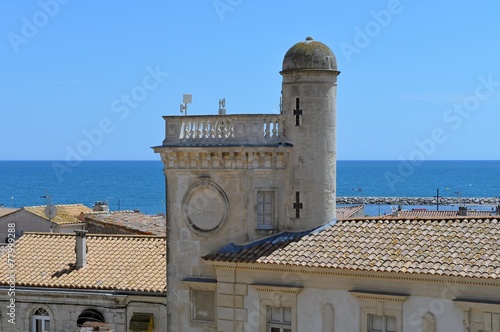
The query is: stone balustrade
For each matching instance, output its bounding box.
[161,114,286,146]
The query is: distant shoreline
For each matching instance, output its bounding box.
[337,196,500,206]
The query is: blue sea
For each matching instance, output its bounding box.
[0,160,499,216]
[0,161,166,214]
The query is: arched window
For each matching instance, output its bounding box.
[32,308,51,332]
[423,313,436,332]
[77,308,105,327]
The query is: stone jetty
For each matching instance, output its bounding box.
[337,196,500,206]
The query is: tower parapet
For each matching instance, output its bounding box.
[157,114,291,170]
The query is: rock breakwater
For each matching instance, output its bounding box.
[337,197,500,206]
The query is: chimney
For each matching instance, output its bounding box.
[458,206,468,216]
[75,230,88,268]
[93,201,109,212]
[76,212,86,222]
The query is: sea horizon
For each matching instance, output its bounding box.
[1,160,499,215]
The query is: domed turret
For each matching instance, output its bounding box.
[282,36,338,72]
[281,37,339,230]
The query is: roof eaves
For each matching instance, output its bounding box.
[204,219,337,258]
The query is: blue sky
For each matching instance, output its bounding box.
[1,0,499,160]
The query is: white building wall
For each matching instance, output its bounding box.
[0,210,85,243]
[296,289,360,332]
[244,286,475,332]
[403,296,464,332]
[0,211,55,242]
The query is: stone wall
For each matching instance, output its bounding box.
[0,290,166,332]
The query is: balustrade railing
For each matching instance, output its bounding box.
[162,115,286,146]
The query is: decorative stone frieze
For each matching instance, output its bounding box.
[159,148,290,170]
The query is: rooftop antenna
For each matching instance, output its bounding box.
[106,197,114,211]
[433,188,440,211]
[180,94,192,115]
[352,187,364,205]
[42,193,57,233]
[454,191,463,207]
[218,98,226,115]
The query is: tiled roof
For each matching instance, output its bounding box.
[385,209,494,218]
[204,217,500,279]
[84,211,166,235]
[23,204,91,225]
[0,208,19,217]
[0,233,166,293]
[337,205,364,219]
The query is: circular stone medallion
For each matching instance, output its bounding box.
[182,180,228,235]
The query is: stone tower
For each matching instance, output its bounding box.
[154,36,339,331]
[282,36,340,229]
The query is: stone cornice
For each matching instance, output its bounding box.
[350,290,408,302]
[207,262,500,288]
[183,278,217,291]
[280,69,341,76]
[250,284,303,294]
[454,299,500,312]
[156,147,291,170]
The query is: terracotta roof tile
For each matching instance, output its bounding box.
[337,205,364,219]
[23,204,91,225]
[384,209,494,218]
[0,233,166,293]
[84,211,166,235]
[204,217,500,280]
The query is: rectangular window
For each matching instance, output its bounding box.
[352,291,406,332]
[368,314,396,332]
[455,300,500,332]
[257,191,275,229]
[33,308,51,332]
[34,318,50,331]
[267,306,292,332]
[192,289,215,324]
[129,313,154,332]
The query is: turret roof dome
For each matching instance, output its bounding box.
[282,36,337,72]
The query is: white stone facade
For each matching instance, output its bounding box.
[211,263,499,332]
